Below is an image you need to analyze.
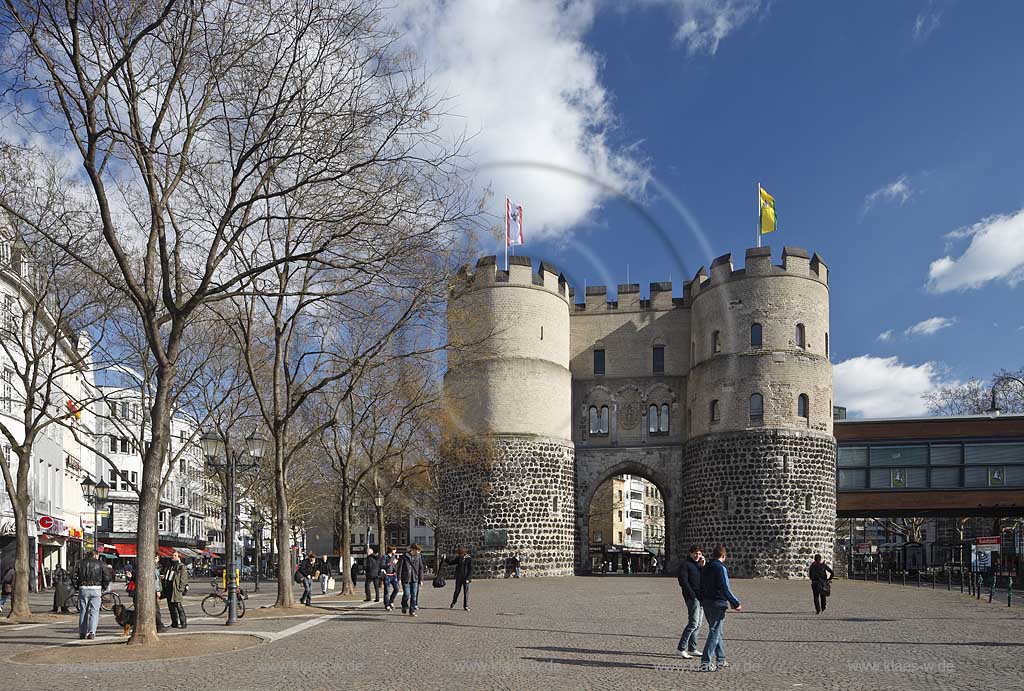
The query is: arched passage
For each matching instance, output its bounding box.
[574,448,684,575]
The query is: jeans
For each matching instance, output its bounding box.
[78,586,102,637]
[700,604,727,665]
[401,580,419,612]
[365,576,380,601]
[678,598,704,652]
[320,574,329,594]
[301,576,313,604]
[383,575,399,606]
[451,579,469,608]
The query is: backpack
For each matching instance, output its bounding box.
[293,568,304,584]
[432,573,446,589]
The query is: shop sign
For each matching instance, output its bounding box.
[37,515,68,535]
[975,536,1001,553]
[68,527,84,540]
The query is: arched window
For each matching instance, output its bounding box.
[798,394,809,419]
[600,405,609,434]
[648,404,658,433]
[589,406,599,434]
[795,323,806,349]
[660,404,670,433]
[825,332,829,357]
[749,393,764,422]
[710,399,720,423]
[712,330,721,353]
[751,323,762,347]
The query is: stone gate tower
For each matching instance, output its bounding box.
[438,256,576,577]
[682,247,836,577]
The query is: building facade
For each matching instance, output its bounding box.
[439,246,836,578]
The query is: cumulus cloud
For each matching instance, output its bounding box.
[650,0,764,55]
[876,329,893,342]
[926,208,1024,292]
[904,316,956,337]
[389,1,649,241]
[864,174,913,212]
[913,7,942,43]
[834,355,947,418]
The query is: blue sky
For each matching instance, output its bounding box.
[399,1,1023,418]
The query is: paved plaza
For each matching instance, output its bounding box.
[1,576,1022,690]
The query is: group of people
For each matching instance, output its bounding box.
[296,544,474,615]
[676,545,834,671]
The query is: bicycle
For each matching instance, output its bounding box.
[64,589,121,613]
[201,580,247,617]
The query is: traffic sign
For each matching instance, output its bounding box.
[975,536,1001,553]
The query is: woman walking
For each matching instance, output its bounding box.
[809,554,834,614]
[445,548,473,611]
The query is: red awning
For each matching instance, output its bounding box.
[112,543,136,557]
[158,546,175,558]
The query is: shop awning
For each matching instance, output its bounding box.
[202,550,220,558]
[177,548,201,558]
[112,543,137,557]
[157,546,175,558]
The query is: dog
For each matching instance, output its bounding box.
[112,603,136,637]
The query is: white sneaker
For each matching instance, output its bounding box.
[676,650,693,659]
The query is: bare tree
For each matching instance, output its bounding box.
[871,517,929,544]
[923,368,1024,416]
[1,0,471,640]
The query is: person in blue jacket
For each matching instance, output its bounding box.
[698,544,743,671]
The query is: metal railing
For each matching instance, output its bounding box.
[846,565,1017,606]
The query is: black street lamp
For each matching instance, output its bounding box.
[252,509,264,593]
[986,375,1024,417]
[80,476,110,554]
[202,431,268,625]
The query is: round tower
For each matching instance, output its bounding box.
[683,246,836,578]
[439,255,575,577]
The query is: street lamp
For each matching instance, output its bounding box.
[80,476,110,554]
[202,430,265,626]
[986,375,1024,418]
[252,509,263,593]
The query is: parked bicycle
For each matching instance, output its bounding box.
[201,579,248,617]
[64,589,121,613]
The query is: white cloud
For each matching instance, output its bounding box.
[876,329,893,342]
[926,208,1024,292]
[389,1,649,241]
[913,8,942,43]
[864,174,913,211]
[649,0,763,55]
[903,316,956,337]
[834,355,947,418]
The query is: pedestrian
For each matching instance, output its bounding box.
[809,553,834,614]
[318,555,332,595]
[0,564,14,614]
[70,550,110,640]
[399,543,424,616]
[380,546,400,611]
[364,547,381,602]
[51,563,72,614]
[677,544,706,659]
[298,553,318,606]
[162,551,189,628]
[512,552,522,578]
[698,545,742,672]
[445,547,473,611]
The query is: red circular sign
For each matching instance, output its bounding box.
[38,515,54,530]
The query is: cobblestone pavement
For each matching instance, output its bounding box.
[2,575,1022,691]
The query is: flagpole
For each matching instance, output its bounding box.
[756,182,761,248]
[504,196,509,271]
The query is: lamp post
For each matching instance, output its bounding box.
[374,489,384,554]
[985,375,1024,417]
[252,509,263,593]
[202,431,267,625]
[80,476,110,554]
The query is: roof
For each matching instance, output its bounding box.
[836,414,1024,442]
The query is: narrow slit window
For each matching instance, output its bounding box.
[750,393,764,422]
[594,348,606,376]
[751,323,763,347]
[710,399,720,423]
[798,394,809,419]
[795,323,806,349]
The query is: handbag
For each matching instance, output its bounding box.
[327,576,335,590]
[819,579,832,596]
[432,574,446,589]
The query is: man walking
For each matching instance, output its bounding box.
[298,553,318,606]
[445,548,473,611]
[380,546,400,610]
[364,547,381,602]
[676,544,705,658]
[318,555,332,595]
[699,545,742,672]
[399,544,424,616]
[163,551,189,628]
[71,550,109,640]
[809,553,834,614]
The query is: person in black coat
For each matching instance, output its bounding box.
[676,544,705,658]
[364,548,381,602]
[445,548,473,611]
[809,553,834,613]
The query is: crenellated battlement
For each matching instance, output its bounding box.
[451,255,569,300]
[570,280,689,313]
[688,246,828,299]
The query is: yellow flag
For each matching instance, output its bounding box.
[759,186,777,235]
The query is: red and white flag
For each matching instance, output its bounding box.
[506,197,524,247]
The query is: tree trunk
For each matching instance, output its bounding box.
[8,479,32,618]
[273,464,295,607]
[129,365,175,645]
[340,499,354,596]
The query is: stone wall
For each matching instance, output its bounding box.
[682,428,836,578]
[438,435,575,578]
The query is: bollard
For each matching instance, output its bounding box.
[902,571,907,587]
[876,569,880,583]
[947,570,952,591]
[976,574,982,600]
[960,568,964,594]
[1008,577,1013,607]
[917,572,921,587]
[932,572,935,589]
[989,576,995,604]
[888,569,892,585]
